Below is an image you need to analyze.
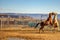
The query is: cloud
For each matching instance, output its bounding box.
[0,8,60,14]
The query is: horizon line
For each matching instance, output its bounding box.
[0,12,60,14]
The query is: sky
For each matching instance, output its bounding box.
[0,0,60,14]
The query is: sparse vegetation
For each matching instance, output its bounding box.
[0,14,60,40]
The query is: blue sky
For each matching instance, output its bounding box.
[0,0,60,14]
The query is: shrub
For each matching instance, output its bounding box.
[28,22,37,27]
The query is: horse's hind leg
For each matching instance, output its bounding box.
[39,26,44,33]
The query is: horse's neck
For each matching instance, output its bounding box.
[53,15,57,20]
[45,16,52,24]
[46,16,52,21]
[53,15,57,22]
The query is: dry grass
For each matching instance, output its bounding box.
[0,25,60,40]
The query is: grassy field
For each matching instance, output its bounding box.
[0,25,60,40]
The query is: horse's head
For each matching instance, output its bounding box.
[49,13,53,17]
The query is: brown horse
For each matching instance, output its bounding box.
[35,12,55,32]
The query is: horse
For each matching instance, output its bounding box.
[52,13,59,31]
[35,12,55,32]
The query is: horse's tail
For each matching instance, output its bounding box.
[35,23,40,28]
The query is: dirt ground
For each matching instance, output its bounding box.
[0,26,60,40]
